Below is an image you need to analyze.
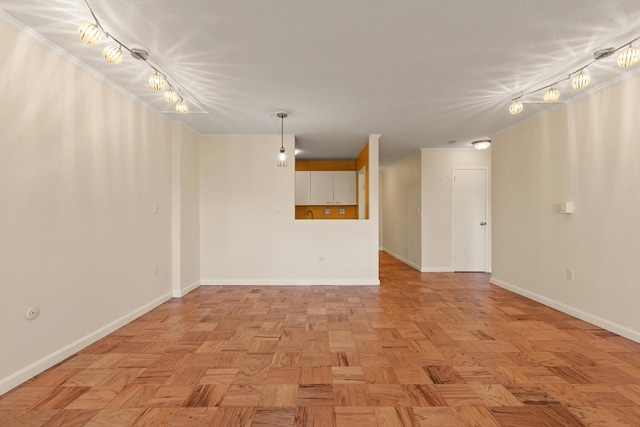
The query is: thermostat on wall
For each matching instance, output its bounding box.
[560,202,573,214]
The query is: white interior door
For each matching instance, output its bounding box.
[453,169,487,272]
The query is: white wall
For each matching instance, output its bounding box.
[491,74,640,342]
[0,22,198,393]
[421,149,491,272]
[381,152,422,269]
[199,135,379,285]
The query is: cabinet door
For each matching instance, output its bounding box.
[333,171,356,205]
[295,171,311,205]
[310,171,334,205]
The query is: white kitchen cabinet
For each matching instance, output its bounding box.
[310,171,335,205]
[332,171,356,205]
[295,171,311,205]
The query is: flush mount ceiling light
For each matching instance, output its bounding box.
[508,35,639,115]
[277,112,288,167]
[471,139,491,150]
[76,0,190,114]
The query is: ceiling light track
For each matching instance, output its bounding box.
[77,0,189,114]
[509,35,640,115]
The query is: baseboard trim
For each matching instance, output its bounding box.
[421,266,455,273]
[490,277,640,343]
[173,280,200,297]
[382,249,421,271]
[0,291,173,395]
[201,279,380,286]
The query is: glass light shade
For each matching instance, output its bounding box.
[617,46,640,68]
[471,140,491,150]
[571,70,590,90]
[164,88,178,104]
[277,147,287,167]
[175,100,188,114]
[509,99,523,115]
[102,45,123,64]
[543,87,560,103]
[77,22,102,46]
[149,72,165,91]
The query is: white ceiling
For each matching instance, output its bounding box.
[1,0,639,168]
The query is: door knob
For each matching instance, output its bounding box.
[480,222,487,226]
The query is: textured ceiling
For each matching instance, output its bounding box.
[1,0,639,168]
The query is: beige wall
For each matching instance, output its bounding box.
[0,23,199,392]
[491,74,640,342]
[381,152,422,269]
[172,125,200,296]
[199,135,380,285]
[421,149,491,271]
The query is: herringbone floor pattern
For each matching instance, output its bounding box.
[1,252,639,426]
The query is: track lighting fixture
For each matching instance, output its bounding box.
[149,72,165,91]
[164,89,178,104]
[509,99,523,115]
[570,70,590,90]
[617,44,640,68]
[175,100,189,115]
[102,44,123,64]
[77,22,101,45]
[76,0,189,114]
[277,112,288,167]
[508,35,639,115]
[543,87,560,104]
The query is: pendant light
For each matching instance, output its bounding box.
[277,112,288,167]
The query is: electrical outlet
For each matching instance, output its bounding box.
[566,269,574,281]
[152,202,159,215]
[152,264,159,276]
[324,208,330,215]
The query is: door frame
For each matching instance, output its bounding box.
[451,167,490,273]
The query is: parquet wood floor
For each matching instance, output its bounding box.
[1,252,639,426]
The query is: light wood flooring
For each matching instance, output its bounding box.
[1,252,639,426]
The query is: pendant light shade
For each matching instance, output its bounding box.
[175,100,188,114]
[149,72,165,91]
[571,70,590,90]
[509,99,523,115]
[164,88,178,104]
[277,112,288,167]
[102,45,123,64]
[471,139,491,150]
[617,45,640,68]
[543,87,560,103]
[77,22,102,45]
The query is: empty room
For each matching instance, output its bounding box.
[0,0,639,426]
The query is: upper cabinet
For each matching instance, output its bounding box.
[332,171,356,205]
[297,171,357,206]
[295,171,311,205]
[309,171,335,205]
